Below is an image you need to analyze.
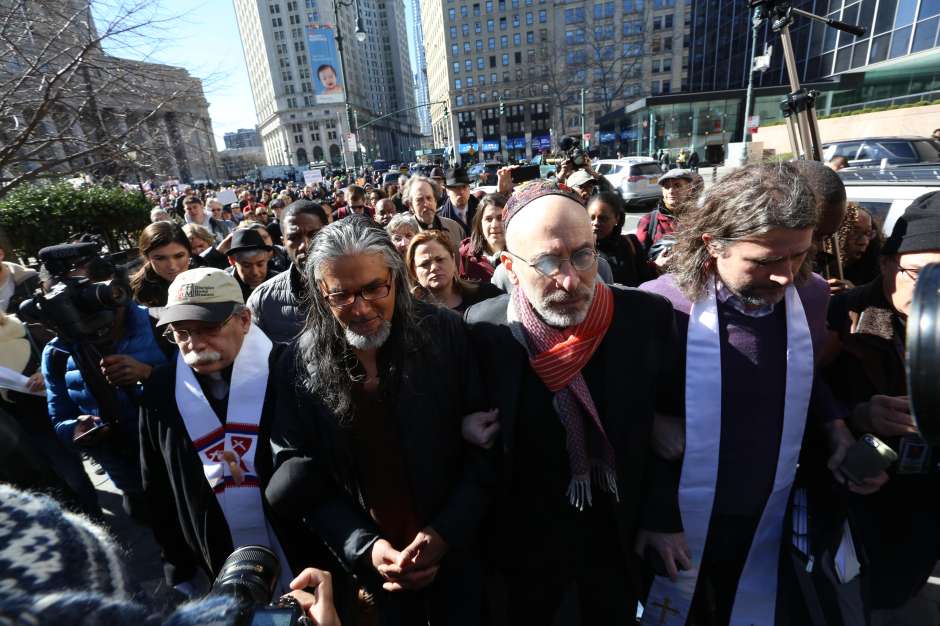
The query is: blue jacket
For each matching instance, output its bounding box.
[42,304,167,444]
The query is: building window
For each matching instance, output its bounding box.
[476,21,482,32]
[488,37,496,48]
[455,78,462,89]
[456,96,465,105]
[462,23,470,35]
[623,0,644,12]
[466,59,473,70]
[513,32,521,44]
[512,14,520,26]
[461,5,468,16]
[490,55,497,67]
[526,30,534,42]
[500,16,507,29]
[449,8,456,20]
[594,24,614,39]
[564,7,584,23]
[538,9,546,22]
[501,35,508,47]
[486,0,493,11]
[651,80,661,94]
[663,57,672,72]
[474,3,481,15]
[665,14,673,28]
[565,29,585,44]
[514,51,522,62]
[662,79,671,93]
[502,53,510,65]
[593,2,614,19]
[487,18,495,31]
[464,42,471,52]
[451,43,459,55]
[476,39,484,50]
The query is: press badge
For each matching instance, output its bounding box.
[896,435,930,475]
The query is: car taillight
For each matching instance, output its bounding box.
[627,175,644,182]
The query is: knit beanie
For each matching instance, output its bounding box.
[0,485,244,626]
[502,179,583,228]
[883,190,940,255]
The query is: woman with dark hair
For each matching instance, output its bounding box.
[459,193,506,281]
[406,230,501,313]
[825,203,882,293]
[587,191,652,287]
[130,221,194,307]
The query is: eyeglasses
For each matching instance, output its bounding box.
[504,247,597,278]
[321,281,392,308]
[898,266,922,281]
[163,315,233,344]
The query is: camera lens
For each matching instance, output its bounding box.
[907,262,940,445]
[210,545,281,607]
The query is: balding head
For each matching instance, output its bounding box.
[503,194,596,328]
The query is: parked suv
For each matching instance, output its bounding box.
[822,136,940,168]
[596,157,663,207]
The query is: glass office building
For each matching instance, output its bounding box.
[600,0,940,160]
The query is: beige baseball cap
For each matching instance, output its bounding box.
[157,267,244,327]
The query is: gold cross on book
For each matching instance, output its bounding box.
[650,596,680,625]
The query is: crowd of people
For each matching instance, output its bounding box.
[0,154,938,626]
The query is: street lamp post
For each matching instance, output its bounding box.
[332,0,366,174]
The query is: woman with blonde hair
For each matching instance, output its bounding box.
[405,229,501,313]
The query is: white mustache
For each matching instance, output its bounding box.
[183,349,222,365]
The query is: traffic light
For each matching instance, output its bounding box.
[443,106,450,120]
[499,99,505,116]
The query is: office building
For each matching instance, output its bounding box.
[420,0,689,161]
[234,0,423,169]
[223,128,262,149]
[411,0,434,136]
[599,0,940,162]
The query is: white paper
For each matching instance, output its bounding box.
[304,169,323,185]
[215,189,238,205]
[0,366,44,396]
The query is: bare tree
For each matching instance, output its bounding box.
[0,0,219,201]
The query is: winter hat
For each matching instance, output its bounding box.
[883,190,940,255]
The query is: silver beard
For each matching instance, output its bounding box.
[344,319,392,350]
[529,283,595,328]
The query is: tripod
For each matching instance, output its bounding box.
[749,0,865,162]
[750,0,864,278]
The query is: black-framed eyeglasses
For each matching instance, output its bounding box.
[899,266,922,281]
[321,281,392,308]
[504,247,598,277]
[163,315,234,344]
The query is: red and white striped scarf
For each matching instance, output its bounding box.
[512,281,619,509]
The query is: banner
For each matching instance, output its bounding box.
[307,25,345,104]
[481,140,500,152]
[532,135,551,149]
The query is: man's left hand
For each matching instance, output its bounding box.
[25,372,45,394]
[101,355,152,386]
[383,527,448,591]
[826,418,890,495]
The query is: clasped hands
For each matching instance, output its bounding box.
[371,527,448,592]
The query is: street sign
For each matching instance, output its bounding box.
[747,115,760,133]
[345,133,356,151]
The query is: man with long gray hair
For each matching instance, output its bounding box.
[266,215,492,624]
[639,163,886,626]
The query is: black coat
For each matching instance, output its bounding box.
[267,302,493,623]
[464,288,682,563]
[139,346,315,586]
[438,194,479,236]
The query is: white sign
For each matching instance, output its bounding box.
[747,116,760,132]
[303,169,324,185]
[345,133,357,152]
[216,189,237,205]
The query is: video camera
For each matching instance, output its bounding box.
[18,241,133,430]
[559,136,588,169]
[210,546,307,626]
[907,262,940,446]
[18,242,130,346]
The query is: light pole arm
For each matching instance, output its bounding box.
[354,100,449,131]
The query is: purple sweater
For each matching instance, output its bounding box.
[641,272,835,517]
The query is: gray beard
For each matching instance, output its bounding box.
[344,319,392,350]
[529,284,595,328]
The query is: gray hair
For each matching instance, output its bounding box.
[386,212,420,235]
[150,207,170,221]
[670,162,819,302]
[297,215,426,421]
[400,175,440,207]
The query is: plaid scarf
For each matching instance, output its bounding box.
[511,282,619,509]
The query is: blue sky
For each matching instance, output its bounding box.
[97,0,420,149]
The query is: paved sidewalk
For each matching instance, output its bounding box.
[81,456,184,614]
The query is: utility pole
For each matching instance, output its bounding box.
[580,88,586,148]
[742,7,762,148]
